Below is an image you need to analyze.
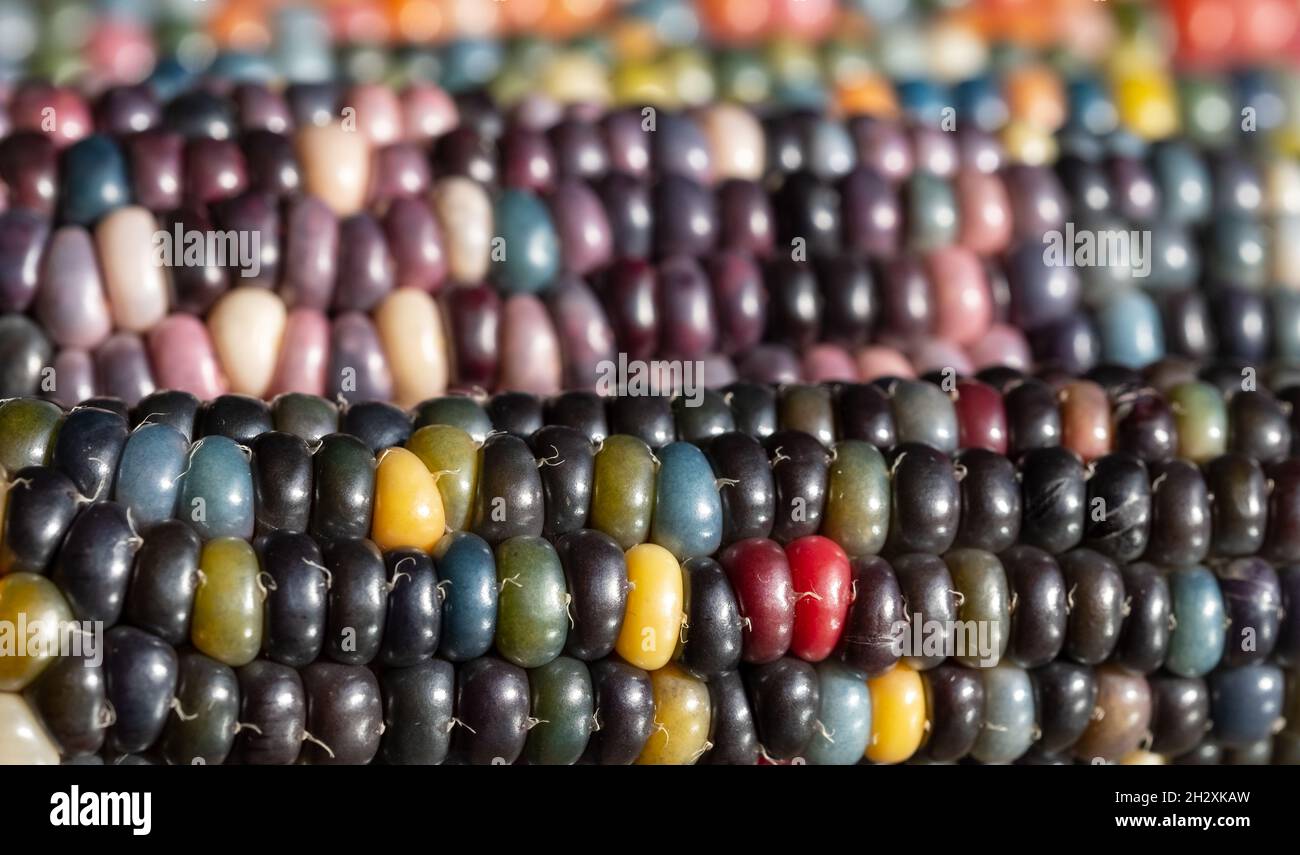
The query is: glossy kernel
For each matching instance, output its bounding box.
[191,537,264,667]
[1169,381,1228,464]
[178,435,255,541]
[649,442,722,561]
[0,693,60,764]
[406,424,479,532]
[0,573,73,691]
[616,542,683,671]
[495,535,568,669]
[590,434,657,549]
[0,398,62,474]
[636,663,711,765]
[821,440,889,557]
[866,662,926,764]
[786,535,852,662]
[371,447,446,553]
